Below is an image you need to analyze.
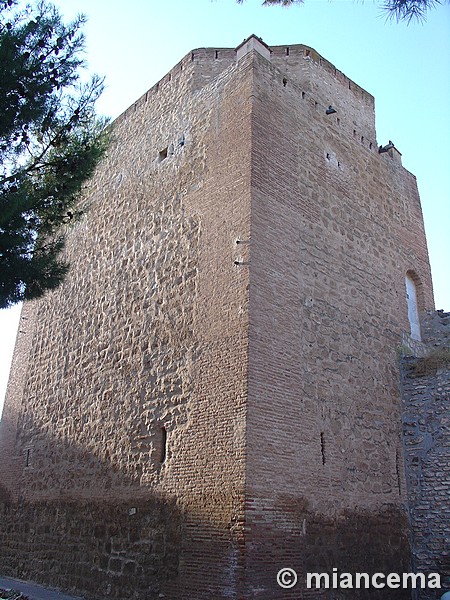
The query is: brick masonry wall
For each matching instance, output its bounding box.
[0,47,253,599]
[400,311,450,600]
[0,39,438,600]
[271,44,376,143]
[245,47,434,598]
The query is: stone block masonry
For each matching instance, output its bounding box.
[0,35,437,599]
[400,311,450,600]
[0,497,181,599]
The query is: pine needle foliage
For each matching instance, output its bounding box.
[0,0,109,308]
[236,0,445,22]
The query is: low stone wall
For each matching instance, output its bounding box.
[400,311,450,599]
[0,496,181,600]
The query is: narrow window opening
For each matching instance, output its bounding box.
[282,77,287,87]
[361,135,364,144]
[215,50,219,59]
[369,142,373,150]
[336,117,340,125]
[405,272,422,341]
[26,448,31,467]
[395,449,402,495]
[158,147,168,163]
[191,52,195,61]
[314,101,318,110]
[286,47,290,56]
[353,129,357,137]
[320,433,326,465]
[159,426,167,464]
[326,153,331,161]
[301,91,305,99]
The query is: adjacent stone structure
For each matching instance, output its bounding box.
[0,36,442,599]
[400,311,450,600]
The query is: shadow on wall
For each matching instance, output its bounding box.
[0,414,183,599]
[0,413,419,600]
[0,407,247,600]
[243,496,414,600]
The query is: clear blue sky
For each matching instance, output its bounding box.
[1,0,449,415]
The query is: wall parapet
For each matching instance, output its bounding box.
[271,43,374,107]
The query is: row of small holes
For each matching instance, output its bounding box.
[281,72,375,152]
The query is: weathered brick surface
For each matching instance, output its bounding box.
[0,44,252,599]
[243,46,433,597]
[271,44,376,142]
[0,39,438,599]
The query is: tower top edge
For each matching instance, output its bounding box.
[185,38,374,101]
[113,37,374,126]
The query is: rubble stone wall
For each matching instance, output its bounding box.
[400,311,450,600]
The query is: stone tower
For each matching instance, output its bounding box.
[0,36,435,599]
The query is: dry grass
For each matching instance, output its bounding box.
[413,347,450,376]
